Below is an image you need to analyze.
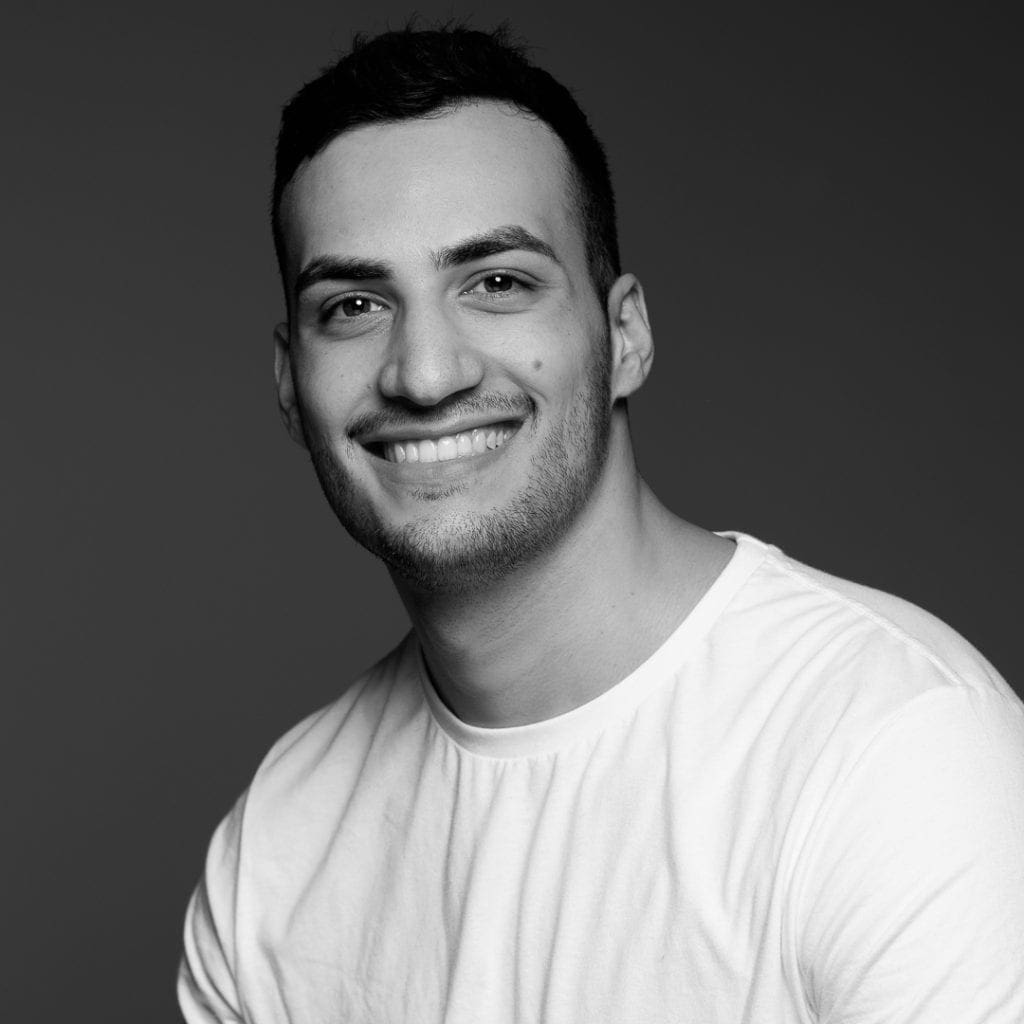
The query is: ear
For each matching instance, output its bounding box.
[606,273,654,402]
[602,274,651,401]
[274,322,307,448]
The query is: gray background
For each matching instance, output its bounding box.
[5,2,1020,1020]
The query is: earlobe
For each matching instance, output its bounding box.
[274,323,307,448]
[606,274,654,401]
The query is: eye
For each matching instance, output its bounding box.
[464,272,533,298]
[333,295,386,318]
[479,274,515,294]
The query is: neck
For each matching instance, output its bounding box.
[393,437,735,728]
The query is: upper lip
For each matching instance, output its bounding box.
[355,415,522,447]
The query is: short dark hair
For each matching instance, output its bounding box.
[271,24,620,301]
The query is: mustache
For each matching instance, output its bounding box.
[347,392,534,439]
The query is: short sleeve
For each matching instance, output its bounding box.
[796,686,1024,1023]
[177,795,248,1024]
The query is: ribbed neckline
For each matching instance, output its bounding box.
[416,531,773,759]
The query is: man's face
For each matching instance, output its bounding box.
[276,101,615,592]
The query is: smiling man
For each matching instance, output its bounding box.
[178,25,1024,1024]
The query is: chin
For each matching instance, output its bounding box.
[371,512,539,593]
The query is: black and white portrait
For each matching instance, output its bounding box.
[6,4,1022,1022]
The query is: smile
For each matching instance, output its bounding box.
[384,424,515,464]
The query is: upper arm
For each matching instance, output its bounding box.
[796,687,1024,1023]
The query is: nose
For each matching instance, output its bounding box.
[377,303,485,407]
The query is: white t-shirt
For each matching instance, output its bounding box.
[178,533,1024,1023]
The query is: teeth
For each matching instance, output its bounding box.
[384,426,513,463]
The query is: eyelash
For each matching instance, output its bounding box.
[320,271,534,324]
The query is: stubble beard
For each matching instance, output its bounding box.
[301,338,613,595]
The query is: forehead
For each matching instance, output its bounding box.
[278,101,583,279]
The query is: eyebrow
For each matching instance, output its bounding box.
[294,224,560,296]
[432,225,559,271]
[295,255,393,295]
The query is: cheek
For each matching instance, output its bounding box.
[517,305,591,379]
[523,353,594,413]
[295,354,365,432]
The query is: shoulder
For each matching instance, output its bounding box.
[241,631,427,813]
[726,532,1016,709]
[770,557,1024,1018]
[708,534,1024,836]
[713,540,1024,1016]
[193,631,432,904]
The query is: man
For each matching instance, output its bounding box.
[179,25,1024,1023]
